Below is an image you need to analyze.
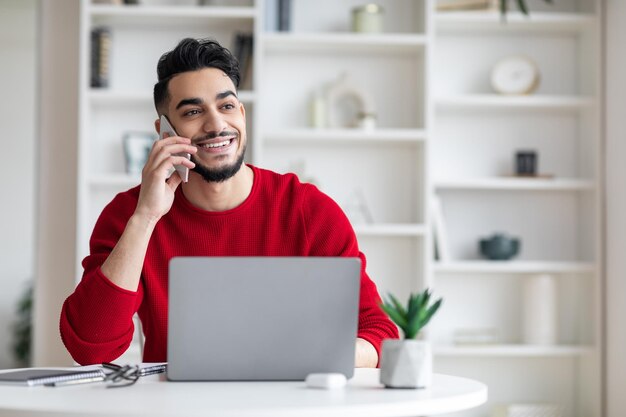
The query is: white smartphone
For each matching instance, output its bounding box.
[159,115,191,183]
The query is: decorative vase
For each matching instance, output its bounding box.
[479,233,520,260]
[380,339,432,389]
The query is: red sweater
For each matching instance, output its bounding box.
[60,165,398,365]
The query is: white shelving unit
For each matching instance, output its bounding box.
[258,0,432,301]
[431,1,601,416]
[75,1,602,415]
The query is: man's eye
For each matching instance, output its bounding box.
[222,103,235,110]
[184,109,201,116]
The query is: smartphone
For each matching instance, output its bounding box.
[159,115,191,183]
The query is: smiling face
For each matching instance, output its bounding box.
[164,67,247,183]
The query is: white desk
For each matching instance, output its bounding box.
[0,369,487,417]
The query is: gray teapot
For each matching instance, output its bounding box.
[479,233,520,260]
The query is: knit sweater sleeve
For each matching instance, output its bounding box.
[301,184,399,362]
[59,189,143,365]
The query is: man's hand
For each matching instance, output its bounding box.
[355,338,378,368]
[100,135,196,291]
[135,134,197,224]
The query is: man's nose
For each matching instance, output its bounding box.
[202,108,228,134]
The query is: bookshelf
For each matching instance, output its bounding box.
[75,0,602,415]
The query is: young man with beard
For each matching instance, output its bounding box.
[60,38,398,367]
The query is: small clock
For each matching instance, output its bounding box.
[491,56,540,95]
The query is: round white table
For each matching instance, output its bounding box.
[0,369,487,417]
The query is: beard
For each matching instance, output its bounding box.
[191,142,246,183]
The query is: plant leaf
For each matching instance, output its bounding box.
[421,299,443,328]
[380,302,408,334]
[387,293,408,319]
[516,0,529,15]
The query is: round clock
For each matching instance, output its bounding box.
[491,56,540,95]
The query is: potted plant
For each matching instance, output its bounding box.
[379,289,442,389]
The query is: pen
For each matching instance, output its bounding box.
[45,375,105,387]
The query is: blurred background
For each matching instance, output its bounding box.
[1,0,625,416]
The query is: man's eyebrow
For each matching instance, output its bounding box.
[175,97,203,110]
[216,90,237,100]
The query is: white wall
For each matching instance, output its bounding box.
[0,0,37,368]
[605,1,626,416]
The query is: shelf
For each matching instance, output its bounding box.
[264,128,427,145]
[89,89,256,105]
[434,344,594,357]
[436,12,596,33]
[434,177,596,192]
[353,223,426,237]
[434,261,595,274]
[89,4,256,26]
[263,33,426,55]
[435,94,595,112]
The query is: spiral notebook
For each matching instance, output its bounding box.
[0,368,106,387]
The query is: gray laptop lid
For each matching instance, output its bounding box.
[167,257,361,381]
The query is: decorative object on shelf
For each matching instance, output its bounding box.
[522,274,558,345]
[492,403,563,417]
[357,111,377,130]
[351,4,384,33]
[277,0,291,31]
[379,289,443,389]
[453,327,499,345]
[343,188,374,224]
[491,56,540,95]
[123,132,156,175]
[286,160,319,186]
[479,233,520,260]
[326,73,376,129]
[309,88,327,129]
[438,0,554,16]
[436,0,498,12]
[431,195,451,262]
[515,150,538,176]
[90,26,111,88]
[232,32,254,90]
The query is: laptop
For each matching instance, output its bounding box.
[167,257,361,381]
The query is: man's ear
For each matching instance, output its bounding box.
[154,118,161,135]
[240,102,246,119]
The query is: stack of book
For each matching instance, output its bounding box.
[90,27,111,88]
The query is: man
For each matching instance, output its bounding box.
[60,38,398,367]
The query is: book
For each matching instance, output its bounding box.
[277,0,291,31]
[232,33,254,90]
[0,368,105,387]
[90,27,111,88]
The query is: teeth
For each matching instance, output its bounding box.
[201,139,231,149]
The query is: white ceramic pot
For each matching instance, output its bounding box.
[379,339,432,389]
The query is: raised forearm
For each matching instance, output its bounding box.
[100,213,157,291]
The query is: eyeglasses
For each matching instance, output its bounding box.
[102,363,140,388]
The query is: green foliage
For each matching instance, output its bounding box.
[500,0,553,17]
[12,282,33,367]
[380,289,442,340]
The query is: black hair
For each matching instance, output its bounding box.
[153,38,240,115]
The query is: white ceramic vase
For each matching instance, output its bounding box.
[379,339,432,389]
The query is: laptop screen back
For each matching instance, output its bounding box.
[167,257,361,381]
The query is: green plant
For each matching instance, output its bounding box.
[380,289,443,340]
[501,0,553,16]
[12,282,33,367]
